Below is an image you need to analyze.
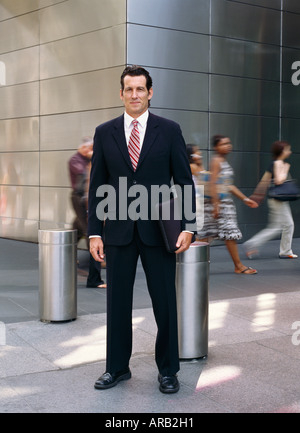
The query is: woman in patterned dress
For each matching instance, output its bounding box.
[197,135,258,274]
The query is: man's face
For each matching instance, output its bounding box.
[120,75,153,118]
[80,143,93,158]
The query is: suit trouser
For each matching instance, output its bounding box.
[244,198,294,256]
[105,226,180,377]
[71,192,103,286]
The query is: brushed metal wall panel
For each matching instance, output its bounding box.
[40,187,74,225]
[0,218,39,242]
[281,118,300,146]
[211,0,280,45]
[40,151,74,187]
[0,0,39,20]
[39,0,63,8]
[228,0,281,8]
[149,68,208,111]
[210,113,279,153]
[210,75,280,116]
[151,109,208,148]
[282,47,300,83]
[40,0,126,44]
[0,0,40,21]
[283,0,300,13]
[211,37,280,81]
[0,11,39,53]
[282,82,300,118]
[128,25,209,73]
[0,117,39,151]
[40,108,122,151]
[0,185,39,219]
[40,26,126,80]
[283,11,300,49]
[0,46,39,85]
[128,0,209,33]
[39,221,73,232]
[0,152,39,185]
[0,82,39,119]
[289,152,300,181]
[40,68,123,115]
[228,151,267,188]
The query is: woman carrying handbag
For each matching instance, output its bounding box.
[244,140,298,259]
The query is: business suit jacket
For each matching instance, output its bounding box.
[88,112,196,243]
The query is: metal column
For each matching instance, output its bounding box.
[176,241,210,359]
[39,229,77,322]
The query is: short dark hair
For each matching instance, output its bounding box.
[186,144,199,163]
[212,134,226,148]
[271,140,290,159]
[120,65,153,92]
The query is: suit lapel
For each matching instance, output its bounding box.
[112,115,133,170]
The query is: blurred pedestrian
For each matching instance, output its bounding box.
[197,135,258,274]
[186,144,205,178]
[69,137,106,288]
[186,144,207,235]
[244,140,297,259]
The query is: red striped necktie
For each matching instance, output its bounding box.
[128,119,140,171]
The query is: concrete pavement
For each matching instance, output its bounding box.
[1,237,300,413]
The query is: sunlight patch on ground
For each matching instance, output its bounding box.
[251,293,276,331]
[209,301,230,330]
[196,365,241,391]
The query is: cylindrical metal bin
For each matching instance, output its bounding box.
[39,229,77,322]
[176,241,209,359]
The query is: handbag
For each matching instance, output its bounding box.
[268,179,300,201]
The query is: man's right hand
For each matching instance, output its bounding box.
[90,237,105,262]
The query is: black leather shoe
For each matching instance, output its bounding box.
[158,374,180,394]
[94,368,131,390]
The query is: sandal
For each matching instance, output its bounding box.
[235,266,257,275]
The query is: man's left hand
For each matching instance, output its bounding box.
[175,232,194,254]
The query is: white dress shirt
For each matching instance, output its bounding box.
[124,110,149,149]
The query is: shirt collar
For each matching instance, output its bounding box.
[124,110,149,129]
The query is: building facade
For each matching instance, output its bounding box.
[0,0,299,242]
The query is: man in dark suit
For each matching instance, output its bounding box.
[88,65,196,393]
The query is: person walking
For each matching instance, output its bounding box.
[186,144,207,235]
[68,138,106,288]
[88,65,196,393]
[244,140,297,259]
[197,135,258,274]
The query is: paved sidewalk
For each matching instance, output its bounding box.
[1,237,300,413]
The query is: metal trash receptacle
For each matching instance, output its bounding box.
[39,229,77,322]
[176,241,210,359]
